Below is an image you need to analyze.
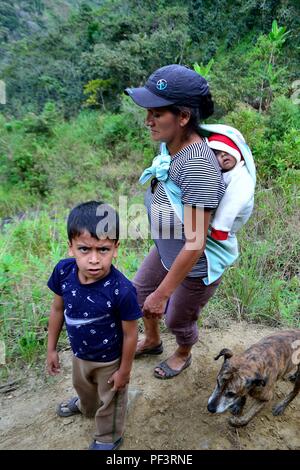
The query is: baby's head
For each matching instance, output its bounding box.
[208,134,242,172]
[67,201,119,283]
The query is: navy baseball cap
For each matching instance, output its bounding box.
[125,64,209,108]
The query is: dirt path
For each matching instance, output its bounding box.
[0,322,299,450]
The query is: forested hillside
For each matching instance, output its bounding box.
[0,0,102,41]
[0,0,299,370]
[1,0,299,117]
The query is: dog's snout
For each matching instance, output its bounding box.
[207,403,216,414]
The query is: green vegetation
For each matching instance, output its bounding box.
[0,1,299,374]
[1,1,299,117]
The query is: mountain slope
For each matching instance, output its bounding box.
[0,0,102,41]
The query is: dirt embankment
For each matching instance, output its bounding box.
[0,322,299,450]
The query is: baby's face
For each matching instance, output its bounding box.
[215,151,236,171]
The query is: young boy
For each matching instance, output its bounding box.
[47,201,142,450]
[207,133,255,241]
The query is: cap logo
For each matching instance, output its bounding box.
[156,79,167,91]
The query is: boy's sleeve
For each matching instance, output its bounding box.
[117,285,143,321]
[47,262,63,296]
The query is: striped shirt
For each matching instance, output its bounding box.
[144,140,225,277]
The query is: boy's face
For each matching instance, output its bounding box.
[215,151,237,171]
[68,230,119,284]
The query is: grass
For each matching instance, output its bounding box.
[202,185,300,327]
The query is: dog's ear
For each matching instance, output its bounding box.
[246,373,267,388]
[214,348,233,362]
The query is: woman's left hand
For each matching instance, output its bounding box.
[142,290,169,319]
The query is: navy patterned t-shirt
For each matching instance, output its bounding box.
[47,258,142,362]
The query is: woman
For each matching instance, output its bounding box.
[125,64,225,379]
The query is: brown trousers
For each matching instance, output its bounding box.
[133,246,222,346]
[72,356,128,443]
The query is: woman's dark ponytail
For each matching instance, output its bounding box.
[198,92,214,119]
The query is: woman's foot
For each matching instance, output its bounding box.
[154,349,192,379]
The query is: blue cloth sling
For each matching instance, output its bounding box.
[139,125,256,285]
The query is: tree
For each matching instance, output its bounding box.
[83,78,113,109]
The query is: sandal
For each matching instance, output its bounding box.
[89,437,123,450]
[154,355,192,380]
[134,341,163,358]
[57,396,81,417]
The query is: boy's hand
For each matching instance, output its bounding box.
[47,350,61,375]
[108,370,130,391]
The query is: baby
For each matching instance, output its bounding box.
[207,133,255,241]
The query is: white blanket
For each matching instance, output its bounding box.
[211,161,255,234]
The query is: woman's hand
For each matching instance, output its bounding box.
[142,290,169,319]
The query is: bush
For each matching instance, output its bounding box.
[266,96,300,139]
[205,186,300,327]
[223,100,300,186]
[0,104,152,217]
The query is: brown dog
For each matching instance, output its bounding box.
[207,330,300,427]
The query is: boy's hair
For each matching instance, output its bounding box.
[67,201,119,242]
